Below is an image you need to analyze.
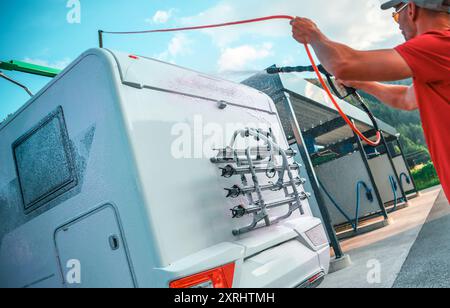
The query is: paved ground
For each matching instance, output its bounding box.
[394,190,450,288]
[320,186,444,288]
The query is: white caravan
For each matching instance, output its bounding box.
[0,49,330,288]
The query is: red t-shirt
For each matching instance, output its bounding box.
[395,29,450,201]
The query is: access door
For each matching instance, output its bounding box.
[55,205,135,288]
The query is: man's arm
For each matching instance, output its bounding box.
[291,18,413,81]
[340,80,418,111]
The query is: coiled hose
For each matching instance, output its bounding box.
[318,179,373,232]
[389,175,401,213]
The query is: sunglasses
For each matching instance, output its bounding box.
[393,3,409,23]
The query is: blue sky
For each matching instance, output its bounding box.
[0,0,403,121]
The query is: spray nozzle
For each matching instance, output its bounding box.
[266,64,330,76]
[266,67,283,74]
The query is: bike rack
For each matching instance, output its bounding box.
[211,128,310,236]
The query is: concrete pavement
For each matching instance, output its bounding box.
[320,186,443,288]
[394,190,450,288]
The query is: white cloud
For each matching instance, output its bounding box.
[181,0,403,50]
[22,57,72,70]
[168,34,191,56]
[218,43,273,72]
[181,3,243,47]
[147,9,173,24]
[154,34,192,63]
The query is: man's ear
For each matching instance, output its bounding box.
[408,3,419,21]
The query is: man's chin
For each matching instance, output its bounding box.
[402,32,411,41]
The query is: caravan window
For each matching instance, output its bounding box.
[13,107,77,213]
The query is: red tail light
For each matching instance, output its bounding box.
[170,263,235,289]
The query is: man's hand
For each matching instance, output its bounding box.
[290,17,324,44]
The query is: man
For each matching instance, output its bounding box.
[291,0,450,200]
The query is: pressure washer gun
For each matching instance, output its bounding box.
[267,64,357,99]
[266,64,380,133]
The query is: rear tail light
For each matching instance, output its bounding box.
[297,271,325,288]
[169,263,235,289]
[308,272,324,284]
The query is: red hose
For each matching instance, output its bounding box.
[102,15,381,146]
[303,43,382,146]
[102,15,295,34]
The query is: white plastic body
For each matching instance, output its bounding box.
[0,49,330,288]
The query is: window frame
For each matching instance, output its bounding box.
[12,106,77,214]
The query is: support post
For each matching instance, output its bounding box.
[98,30,104,48]
[282,93,345,259]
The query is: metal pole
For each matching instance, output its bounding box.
[282,93,344,259]
[353,122,389,219]
[98,30,104,48]
[0,71,33,97]
[397,137,419,194]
